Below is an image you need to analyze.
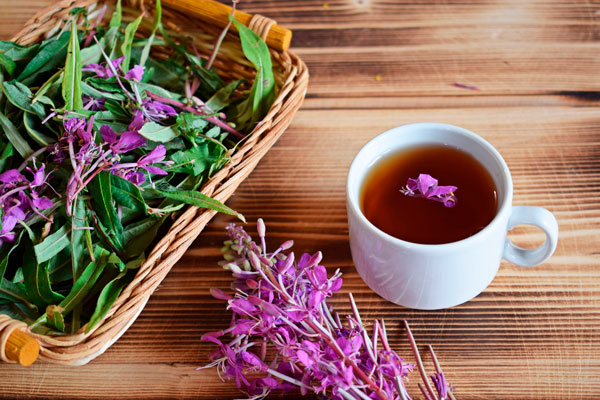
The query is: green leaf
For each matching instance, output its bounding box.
[0,41,39,62]
[81,81,126,101]
[146,57,186,92]
[170,145,221,177]
[0,52,16,75]
[139,0,162,67]
[34,225,71,264]
[2,80,46,118]
[59,246,110,315]
[123,216,166,258]
[230,17,275,131]
[206,79,242,112]
[120,14,143,72]
[46,305,65,332]
[62,23,83,111]
[0,278,36,309]
[111,174,147,213]
[109,0,122,28]
[152,186,245,222]
[71,196,87,282]
[138,121,178,142]
[135,81,182,101]
[89,171,124,247]
[23,241,65,308]
[0,231,23,281]
[32,69,63,105]
[85,269,130,333]
[17,31,70,83]
[23,112,54,147]
[0,110,33,158]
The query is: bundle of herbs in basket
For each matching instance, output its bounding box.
[0,0,308,365]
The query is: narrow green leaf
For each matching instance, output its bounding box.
[17,31,70,83]
[34,225,71,264]
[62,22,83,111]
[0,231,22,281]
[0,41,39,62]
[2,80,46,118]
[32,69,63,105]
[85,269,130,333]
[111,174,147,213]
[109,0,122,28]
[89,171,124,246]
[0,53,16,75]
[46,305,65,332]
[123,216,166,258]
[23,112,54,146]
[59,246,109,314]
[230,17,275,131]
[0,110,33,158]
[71,196,87,282]
[206,79,242,112]
[81,81,126,101]
[23,241,65,308]
[146,57,186,92]
[0,278,36,310]
[138,121,178,142]
[139,0,162,67]
[120,14,144,72]
[152,186,245,222]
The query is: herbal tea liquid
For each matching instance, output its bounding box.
[360,145,498,244]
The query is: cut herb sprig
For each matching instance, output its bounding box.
[202,220,455,400]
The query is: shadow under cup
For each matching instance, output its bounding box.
[346,123,515,310]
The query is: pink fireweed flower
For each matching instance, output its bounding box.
[83,56,144,82]
[200,220,461,400]
[0,164,54,243]
[400,173,458,208]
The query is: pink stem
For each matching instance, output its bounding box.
[145,91,244,139]
[404,320,439,400]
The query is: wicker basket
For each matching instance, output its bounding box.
[0,0,308,365]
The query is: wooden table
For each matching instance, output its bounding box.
[1,1,599,399]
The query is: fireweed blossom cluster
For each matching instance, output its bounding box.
[201,220,455,400]
[400,174,458,208]
[51,112,173,215]
[0,165,54,243]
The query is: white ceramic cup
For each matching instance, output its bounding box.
[346,122,559,310]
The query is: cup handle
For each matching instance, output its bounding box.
[503,206,559,267]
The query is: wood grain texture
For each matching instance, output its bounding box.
[1,0,599,399]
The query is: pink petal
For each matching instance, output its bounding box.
[417,173,438,196]
[125,65,144,81]
[139,145,166,165]
[143,165,168,175]
[0,169,26,183]
[100,125,117,144]
[32,197,53,210]
[116,130,146,153]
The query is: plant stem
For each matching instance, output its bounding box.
[206,0,239,70]
[145,90,244,138]
[404,320,438,400]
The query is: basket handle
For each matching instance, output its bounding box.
[162,0,293,52]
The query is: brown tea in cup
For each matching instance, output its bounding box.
[360,144,498,244]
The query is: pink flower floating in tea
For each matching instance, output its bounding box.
[400,173,458,208]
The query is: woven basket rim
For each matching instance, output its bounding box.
[0,0,309,365]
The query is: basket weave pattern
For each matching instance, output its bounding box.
[0,0,308,365]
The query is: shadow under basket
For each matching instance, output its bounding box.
[0,0,308,366]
